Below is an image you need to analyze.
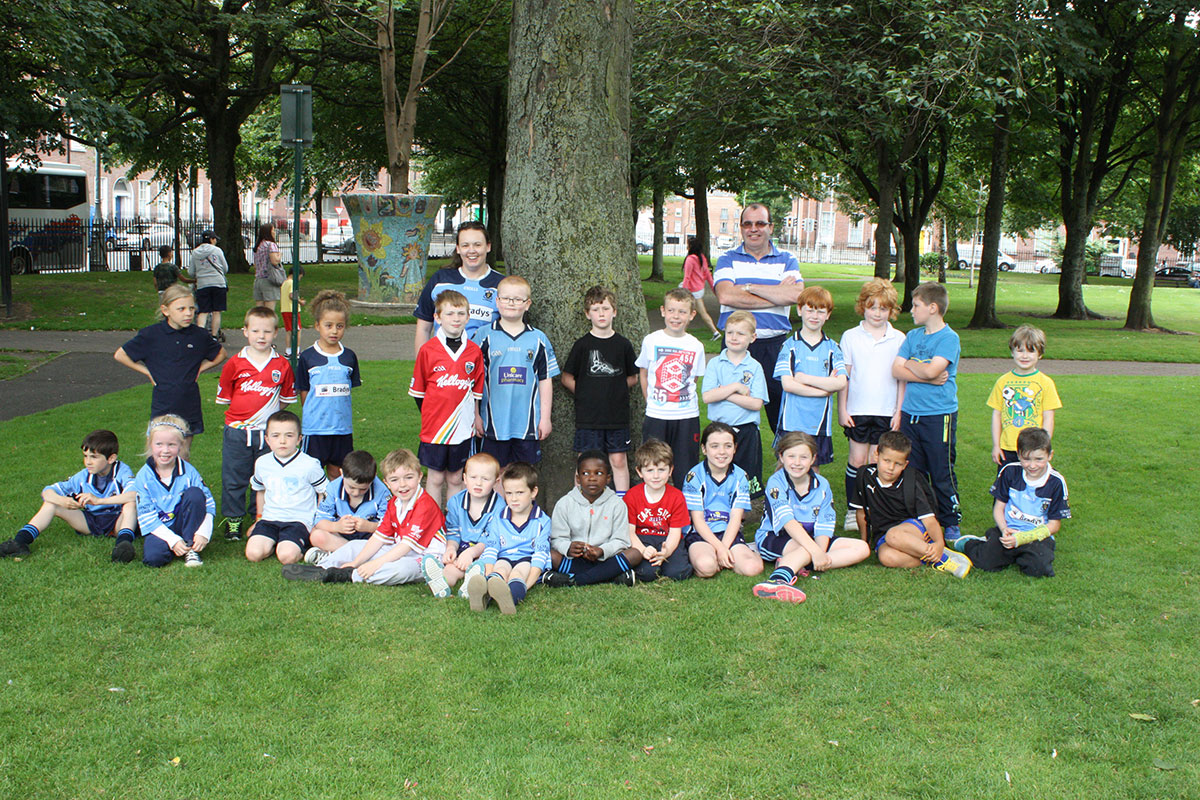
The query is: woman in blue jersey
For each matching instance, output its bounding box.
[412,221,503,356]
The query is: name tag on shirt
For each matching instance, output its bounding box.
[313,383,350,397]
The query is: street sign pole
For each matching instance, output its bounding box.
[280,85,313,372]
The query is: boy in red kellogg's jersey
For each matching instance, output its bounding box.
[215,306,297,541]
[623,439,693,582]
[408,290,485,507]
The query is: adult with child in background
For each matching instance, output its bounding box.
[714,203,804,433]
[190,230,229,342]
[413,220,503,357]
[252,224,283,313]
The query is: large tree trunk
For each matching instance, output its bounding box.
[693,171,710,265]
[1056,209,1094,319]
[896,221,921,310]
[969,104,1010,329]
[649,183,664,281]
[504,0,647,507]
[486,84,506,264]
[205,119,248,273]
[874,175,896,279]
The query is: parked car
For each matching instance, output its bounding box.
[957,251,1018,271]
[1154,266,1200,287]
[635,240,652,253]
[320,228,356,255]
[1098,254,1135,278]
[1032,257,1059,274]
[108,223,174,251]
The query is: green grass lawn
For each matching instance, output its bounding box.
[1,364,1197,798]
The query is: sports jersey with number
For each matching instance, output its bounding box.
[409,332,485,444]
[414,267,504,339]
[774,331,846,436]
[473,322,560,440]
[682,461,751,535]
[295,344,361,435]
[636,329,707,420]
[314,476,391,524]
[372,488,446,550]
[216,348,297,429]
[480,504,552,570]
[986,370,1062,451]
[756,468,836,543]
[444,489,500,546]
[250,451,328,527]
[990,463,1070,535]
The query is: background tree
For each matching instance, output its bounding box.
[504,0,646,506]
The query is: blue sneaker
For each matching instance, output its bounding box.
[950,534,985,554]
[942,525,961,543]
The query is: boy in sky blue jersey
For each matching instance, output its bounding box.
[297,290,361,480]
[891,282,962,540]
[307,449,391,561]
[472,275,559,467]
[1,429,138,563]
[774,286,847,466]
[467,461,552,614]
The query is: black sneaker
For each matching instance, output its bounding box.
[543,570,575,588]
[0,538,31,558]
[217,330,227,343]
[224,518,242,542]
[322,566,355,583]
[613,569,637,587]
[111,540,135,563]
[282,563,326,582]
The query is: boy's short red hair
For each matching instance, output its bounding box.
[797,285,833,312]
[854,278,899,319]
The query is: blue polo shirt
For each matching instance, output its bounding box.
[897,324,959,415]
[702,349,768,426]
[121,320,222,434]
[315,476,391,524]
[714,242,801,336]
[774,332,846,436]
[481,503,552,571]
[414,267,504,340]
[444,489,501,546]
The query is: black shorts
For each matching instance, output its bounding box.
[728,422,764,497]
[683,528,752,549]
[843,415,893,445]
[642,416,700,487]
[755,522,828,561]
[251,520,310,549]
[573,427,632,454]
[303,434,354,468]
[478,437,541,467]
[418,440,472,473]
[195,286,228,313]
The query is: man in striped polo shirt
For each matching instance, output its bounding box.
[713,203,804,433]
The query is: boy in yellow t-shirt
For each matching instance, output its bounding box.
[987,325,1061,469]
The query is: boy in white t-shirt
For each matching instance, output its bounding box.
[245,410,328,565]
[837,278,905,530]
[636,288,707,488]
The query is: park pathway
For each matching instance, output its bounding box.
[1,325,1197,422]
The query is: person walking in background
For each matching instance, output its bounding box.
[253,224,283,313]
[190,230,228,342]
[681,236,720,339]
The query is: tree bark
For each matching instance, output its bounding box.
[969,103,1010,329]
[205,118,248,273]
[504,0,647,507]
[693,171,710,264]
[874,174,896,279]
[649,182,664,281]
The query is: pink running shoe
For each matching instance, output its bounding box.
[752,581,807,604]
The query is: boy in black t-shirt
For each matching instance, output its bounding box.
[848,431,972,578]
[561,286,639,495]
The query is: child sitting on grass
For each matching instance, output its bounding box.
[752,432,869,604]
[245,411,328,565]
[847,430,971,578]
[683,423,764,580]
[543,451,642,587]
[467,461,552,614]
[306,450,392,563]
[624,439,692,582]
[420,452,501,598]
[282,448,446,585]
[135,415,216,568]
[1,430,137,563]
[952,427,1068,577]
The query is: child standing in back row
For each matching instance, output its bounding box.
[561,286,639,493]
[701,309,768,497]
[297,290,361,480]
[987,325,1060,469]
[774,286,846,466]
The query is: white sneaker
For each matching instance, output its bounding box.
[420,554,452,598]
[842,514,858,532]
[458,562,485,598]
[304,547,329,565]
[184,551,204,568]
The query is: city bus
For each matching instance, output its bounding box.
[5,161,90,273]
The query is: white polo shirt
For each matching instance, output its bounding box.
[839,321,905,417]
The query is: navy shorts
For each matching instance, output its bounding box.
[872,517,927,552]
[303,434,354,468]
[573,427,632,454]
[251,520,310,550]
[729,422,764,497]
[451,539,483,557]
[490,555,532,568]
[195,286,228,313]
[642,415,700,488]
[843,415,893,445]
[82,506,121,537]
[683,528,752,549]
[756,521,816,562]
[478,437,541,467]
[418,440,472,473]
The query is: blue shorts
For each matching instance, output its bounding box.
[573,428,632,454]
[872,517,927,552]
[251,520,310,550]
[756,521,818,562]
[450,539,483,557]
[683,528,752,549]
[478,437,541,467]
[82,506,121,537]
[490,555,531,568]
[303,434,354,469]
[418,440,472,473]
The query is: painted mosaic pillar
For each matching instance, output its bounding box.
[342,193,443,305]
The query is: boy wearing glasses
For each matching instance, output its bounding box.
[472,275,560,467]
[713,202,804,433]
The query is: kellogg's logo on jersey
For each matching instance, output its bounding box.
[434,374,474,391]
[237,379,278,397]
